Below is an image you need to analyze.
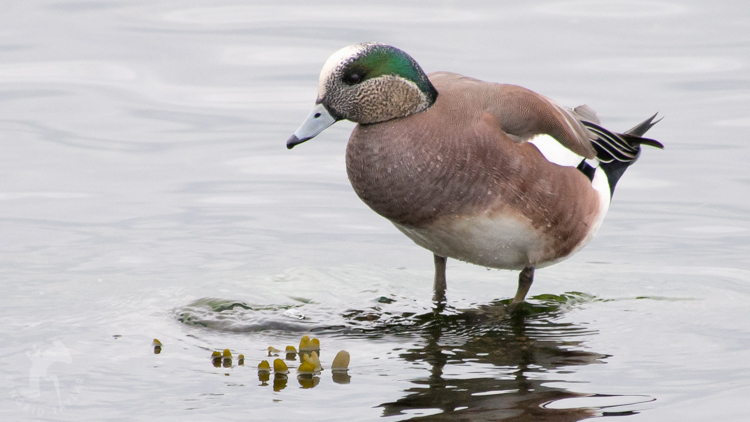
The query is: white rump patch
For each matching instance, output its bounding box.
[529,134,584,167]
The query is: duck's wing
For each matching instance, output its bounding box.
[483,83,598,159]
[429,72,597,158]
[427,72,661,161]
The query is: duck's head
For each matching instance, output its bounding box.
[286,43,438,149]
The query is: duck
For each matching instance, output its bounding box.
[285,43,663,307]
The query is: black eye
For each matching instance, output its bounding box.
[344,73,362,85]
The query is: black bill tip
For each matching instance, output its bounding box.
[286,134,308,150]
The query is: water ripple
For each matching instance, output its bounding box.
[162,5,484,26]
[0,61,137,84]
[173,291,601,338]
[535,1,687,18]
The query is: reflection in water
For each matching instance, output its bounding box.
[375,299,628,421]
[297,374,320,389]
[180,293,648,417]
[152,338,162,354]
[273,374,288,392]
[211,351,221,368]
[332,371,351,385]
[258,372,270,386]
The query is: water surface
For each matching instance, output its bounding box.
[2,1,749,420]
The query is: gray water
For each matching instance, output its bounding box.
[2,1,749,420]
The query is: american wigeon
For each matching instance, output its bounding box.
[286,43,662,306]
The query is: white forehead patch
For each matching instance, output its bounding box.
[317,44,369,98]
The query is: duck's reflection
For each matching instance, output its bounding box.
[378,299,611,421]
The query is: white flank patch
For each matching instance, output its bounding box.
[317,44,367,98]
[528,134,584,167]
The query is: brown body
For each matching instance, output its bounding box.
[288,43,661,303]
[346,72,603,269]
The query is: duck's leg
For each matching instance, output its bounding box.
[433,254,447,303]
[510,266,535,306]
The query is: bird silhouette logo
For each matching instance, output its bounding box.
[18,341,72,409]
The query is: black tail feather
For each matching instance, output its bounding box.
[622,134,664,149]
[622,113,664,149]
[581,113,663,196]
[624,113,662,137]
